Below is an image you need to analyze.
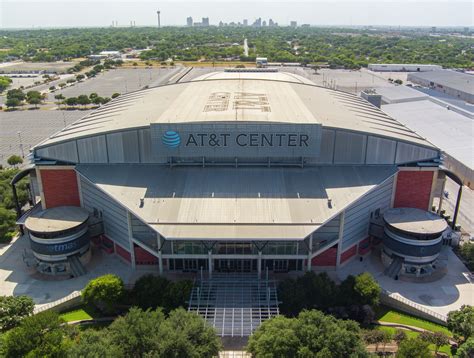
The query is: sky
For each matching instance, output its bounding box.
[0,0,472,29]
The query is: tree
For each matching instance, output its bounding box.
[447,305,474,342]
[0,295,35,331]
[459,242,474,271]
[26,90,43,108]
[1,311,70,358]
[6,89,25,102]
[58,82,67,88]
[66,329,121,358]
[82,274,124,314]
[54,94,65,108]
[419,331,449,354]
[457,337,474,358]
[396,337,431,358]
[393,329,407,346]
[0,76,12,93]
[7,155,23,167]
[65,97,78,107]
[89,92,98,100]
[0,207,17,243]
[363,329,386,352]
[111,92,120,99]
[163,280,193,312]
[76,74,85,81]
[49,86,56,91]
[132,274,170,310]
[247,310,368,357]
[77,94,91,108]
[160,308,222,357]
[97,307,221,357]
[354,272,381,306]
[5,98,21,109]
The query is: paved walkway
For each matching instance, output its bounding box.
[337,246,473,317]
[0,235,139,310]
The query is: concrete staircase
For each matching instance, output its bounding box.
[384,256,404,279]
[68,255,87,277]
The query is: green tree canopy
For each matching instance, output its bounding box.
[70,307,221,358]
[247,310,368,358]
[1,311,70,358]
[82,274,124,314]
[353,272,381,306]
[0,295,35,331]
[7,155,22,167]
[447,305,474,342]
[396,337,431,358]
[457,337,474,358]
[0,76,12,93]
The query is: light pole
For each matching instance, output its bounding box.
[17,131,24,157]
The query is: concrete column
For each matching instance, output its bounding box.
[157,234,163,275]
[336,211,345,269]
[307,234,313,272]
[258,251,262,278]
[438,177,447,215]
[126,211,136,269]
[208,250,213,278]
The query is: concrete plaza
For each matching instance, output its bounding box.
[337,246,473,317]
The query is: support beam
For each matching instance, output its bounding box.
[258,251,262,278]
[208,250,213,278]
[307,234,313,271]
[126,212,136,269]
[336,211,345,269]
[157,234,163,275]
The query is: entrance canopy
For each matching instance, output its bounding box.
[76,164,397,241]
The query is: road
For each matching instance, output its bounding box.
[441,178,474,235]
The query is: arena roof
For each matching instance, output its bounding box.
[25,206,89,233]
[36,72,435,149]
[76,164,397,240]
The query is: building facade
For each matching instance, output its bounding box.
[25,71,445,276]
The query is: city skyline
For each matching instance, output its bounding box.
[1,1,472,29]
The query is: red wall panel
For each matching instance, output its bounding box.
[312,247,337,266]
[115,243,131,263]
[40,169,80,208]
[358,237,371,255]
[134,245,158,265]
[393,171,434,210]
[340,245,357,264]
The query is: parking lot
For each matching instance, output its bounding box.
[46,67,182,100]
[0,109,89,166]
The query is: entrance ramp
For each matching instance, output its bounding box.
[188,273,279,337]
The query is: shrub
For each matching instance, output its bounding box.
[82,274,125,314]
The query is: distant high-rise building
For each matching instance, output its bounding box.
[290,21,297,28]
[219,21,224,27]
[243,19,248,26]
[187,16,193,27]
[268,19,274,27]
[253,17,262,27]
[262,20,267,27]
[431,26,437,33]
[202,17,210,26]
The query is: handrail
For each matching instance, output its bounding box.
[381,289,447,322]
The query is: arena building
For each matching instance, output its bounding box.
[15,71,459,278]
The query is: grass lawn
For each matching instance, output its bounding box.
[59,305,101,322]
[377,326,452,356]
[375,305,452,336]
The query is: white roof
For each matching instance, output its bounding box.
[77,164,397,240]
[36,72,435,149]
[383,100,474,170]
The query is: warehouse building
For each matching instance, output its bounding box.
[368,64,442,72]
[407,70,474,104]
[15,71,456,278]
